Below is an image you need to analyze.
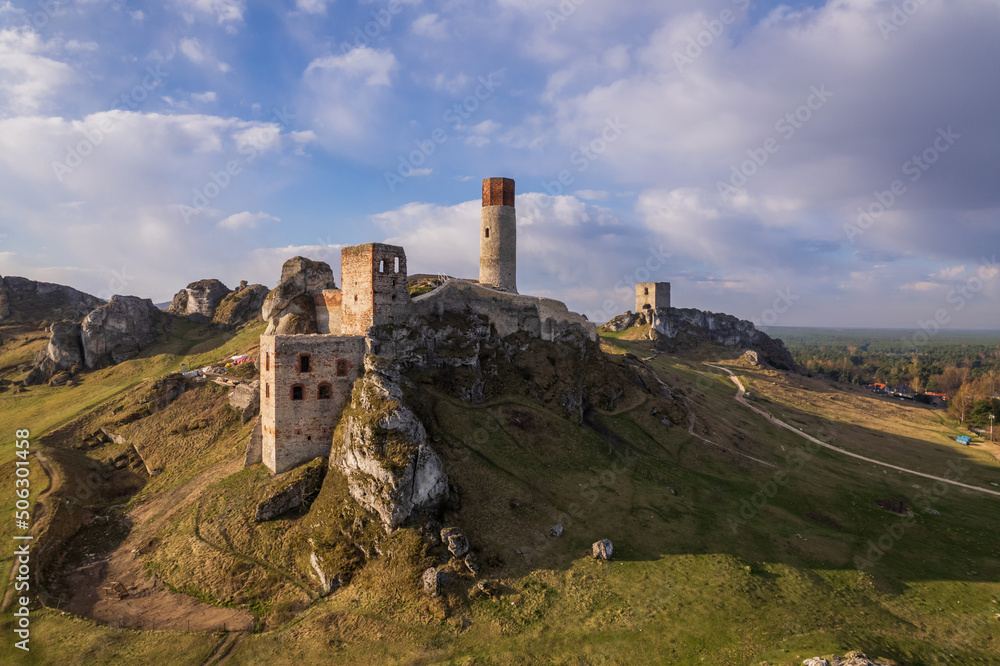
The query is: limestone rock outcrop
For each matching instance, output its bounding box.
[25,296,167,384]
[212,282,269,327]
[254,460,326,522]
[81,295,168,369]
[603,307,797,371]
[0,275,103,323]
[592,539,614,560]
[333,355,448,530]
[24,320,84,385]
[440,527,470,558]
[229,380,261,424]
[262,257,337,335]
[168,279,232,323]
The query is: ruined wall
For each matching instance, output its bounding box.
[636,282,670,311]
[260,334,366,474]
[315,289,343,335]
[479,177,517,293]
[340,243,411,336]
[411,279,596,342]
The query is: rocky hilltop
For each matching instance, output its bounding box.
[604,307,797,370]
[261,256,337,335]
[26,295,169,385]
[0,275,104,323]
[169,279,268,326]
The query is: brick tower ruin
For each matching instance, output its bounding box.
[479,177,517,293]
[340,243,410,336]
[636,282,670,311]
[260,334,364,474]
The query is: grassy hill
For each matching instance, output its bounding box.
[2,321,999,665]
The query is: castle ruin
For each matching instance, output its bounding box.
[636,282,670,312]
[259,178,597,475]
[479,177,517,293]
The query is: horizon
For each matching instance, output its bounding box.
[1,0,998,330]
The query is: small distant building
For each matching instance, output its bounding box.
[636,282,670,312]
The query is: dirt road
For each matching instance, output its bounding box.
[707,364,1000,499]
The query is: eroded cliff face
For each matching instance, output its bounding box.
[604,307,797,371]
[26,295,168,385]
[262,257,337,336]
[332,355,448,531]
[168,279,232,322]
[81,295,169,368]
[0,275,104,323]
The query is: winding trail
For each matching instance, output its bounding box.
[705,364,1000,499]
[1,447,59,610]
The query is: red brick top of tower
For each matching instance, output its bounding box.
[482,178,515,208]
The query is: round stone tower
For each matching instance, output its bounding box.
[479,177,517,293]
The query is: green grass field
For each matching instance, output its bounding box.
[2,326,999,665]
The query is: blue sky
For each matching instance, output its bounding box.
[1,0,998,329]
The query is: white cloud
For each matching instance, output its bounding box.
[218,210,280,230]
[934,265,967,280]
[305,47,397,87]
[180,0,245,24]
[191,91,217,103]
[179,37,206,63]
[303,47,399,149]
[0,28,74,115]
[412,13,448,40]
[295,0,330,15]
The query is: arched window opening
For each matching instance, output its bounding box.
[299,354,311,373]
[485,228,490,238]
[265,353,270,371]
[644,288,649,296]
[265,384,270,398]
[379,260,385,273]
[336,359,349,377]
[318,384,332,400]
[394,257,400,273]
[291,385,304,401]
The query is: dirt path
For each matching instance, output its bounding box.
[201,630,248,665]
[638,359,775,468]
[57,457,256,632]
[706,364,1000,499]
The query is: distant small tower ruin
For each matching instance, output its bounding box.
[636,282,670,311]
[479,177,517,293]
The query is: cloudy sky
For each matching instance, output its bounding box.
[1,0,998,329]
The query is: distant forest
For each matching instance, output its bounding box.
[764,327,1000,428]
